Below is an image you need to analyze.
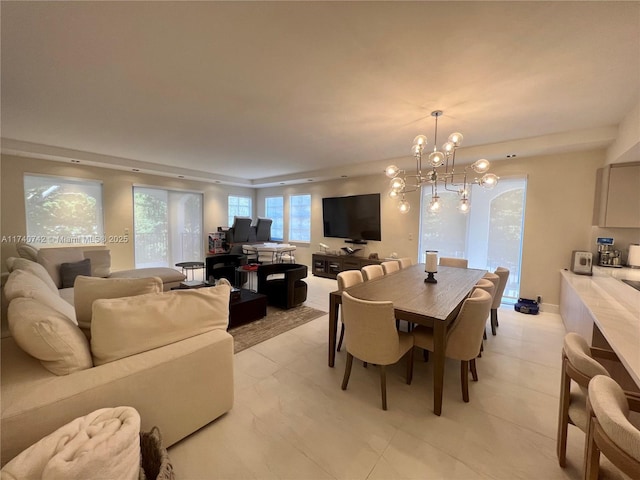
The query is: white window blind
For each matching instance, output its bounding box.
[265,196,284,241]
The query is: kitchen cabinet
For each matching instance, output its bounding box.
[594,162,640,228]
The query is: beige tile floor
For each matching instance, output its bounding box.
[168,274,629,480]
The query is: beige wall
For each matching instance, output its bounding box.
[4,148,637,307]
[0,155,254,271]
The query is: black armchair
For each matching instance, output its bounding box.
[206,254,247,285]
[257,263,308,309]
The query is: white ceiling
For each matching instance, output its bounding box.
[1,1,639,187]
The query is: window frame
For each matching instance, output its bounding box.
[288,194,311,243]
[265,196,284,241]
[228,195,252,227]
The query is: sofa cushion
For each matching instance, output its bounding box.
[91,284,230,366]
[60,258,92,289]
[16,242,39,262]
[82,249,111,278]
[37,248,85,289]
[109,267,185,284]
[6,257,59,295]
[4,270,77,324]
[74,276,163,329]
[8,297,93,375]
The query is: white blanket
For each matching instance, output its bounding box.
[1,407,140,480]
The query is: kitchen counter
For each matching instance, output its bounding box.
[560,268,640,388]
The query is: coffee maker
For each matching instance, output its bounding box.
[596,237,622,267]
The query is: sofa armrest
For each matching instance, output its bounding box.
[1,329,233,465]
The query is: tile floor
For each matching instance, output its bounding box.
[168,274,628,479]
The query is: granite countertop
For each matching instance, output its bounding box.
[561,268,640,387]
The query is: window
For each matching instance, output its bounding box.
[24,174,104,244]
[228,195,252,226]
[419,177,527,303]
[265,196,284,241]
[134,187,203,268]
[289,194,311,242]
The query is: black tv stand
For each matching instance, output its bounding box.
[345,239,368,245]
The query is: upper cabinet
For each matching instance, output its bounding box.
[594,162,640,228]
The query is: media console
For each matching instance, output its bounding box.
[312,253,382,280]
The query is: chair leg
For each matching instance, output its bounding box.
[380,365,387,410]
[557,361,572,467]
[406,348,414,385]
[337,322,345,352]
[491,309,497,335]
[461,360,470,402]
[584,418,600,480]
[470,358,478,381]
[483,327,487,340]
[341,353,353,390]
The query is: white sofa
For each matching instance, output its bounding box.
[0,257,234,466]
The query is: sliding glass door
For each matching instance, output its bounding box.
[419,176,527,303]
[133,187,203,268]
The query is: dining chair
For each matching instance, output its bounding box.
[585,375,640,480]
[482,272,500,335]
[381,260,400,275]
[439,257,468,268]
[473,278,495,343]
[491,267,510,334]
[412,288,492,403]
[556,332,610,468]
[336,270,364,352]
[398,257,413,269]
[362,264,384,281]
[340,292,414,410]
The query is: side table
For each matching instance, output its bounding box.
[175,261,205,281]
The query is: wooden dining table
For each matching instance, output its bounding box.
[328,264,487,416]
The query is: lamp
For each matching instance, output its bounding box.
[386,110,499,214]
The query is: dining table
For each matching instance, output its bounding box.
[328,264,487,415]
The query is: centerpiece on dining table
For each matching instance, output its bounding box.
[425,251,438,283]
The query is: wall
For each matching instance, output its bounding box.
[2,148,613,307]
[0,155,254,271]
[258,149,607,308]
[607,100,640,165]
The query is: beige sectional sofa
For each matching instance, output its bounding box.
[0,255,234,466]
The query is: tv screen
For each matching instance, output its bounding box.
[322,193,381,242]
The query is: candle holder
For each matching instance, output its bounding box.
[424,272,437,283]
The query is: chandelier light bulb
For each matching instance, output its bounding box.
[448,132,463,146]
[471,158,490,173]
[411,144,422,156]
[458,198,470,213]
[390,177,405,191]
[388,189,399,199]
[398,199,411,214]
[480,173,499,189]
[413,135,428,147]
[385,165,400,178]
[429,196,441,212]
[429,151,445,167]
[443,141,455,154]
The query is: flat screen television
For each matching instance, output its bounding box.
[322,193,381,242]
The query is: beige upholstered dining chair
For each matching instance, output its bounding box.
[556,332,611,468]
[585,375,640,479]
[412,288,492,403]
[336,270,364,352]
[473,278,495,343]
[362,264,384,281]
[439,257,468,268]
[381,260,400,275]
[340,292,414,410]
[490,267,510,335]
[398,257,413,269]
[482,272,500,335]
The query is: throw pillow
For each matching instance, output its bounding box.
[16,242,39,262]
[6,257,60,294]
[91,284,230,366]
[4,269,77,323]
[60,258,92,289]
[74,276,163,329]
[37,247,85,289]
[82,249,111,278]
[8,297,93,375]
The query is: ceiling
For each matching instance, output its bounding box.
[1,1,639,187]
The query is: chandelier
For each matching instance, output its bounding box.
[385,110,499,214]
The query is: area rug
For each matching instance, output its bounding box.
[229,305,326,354]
